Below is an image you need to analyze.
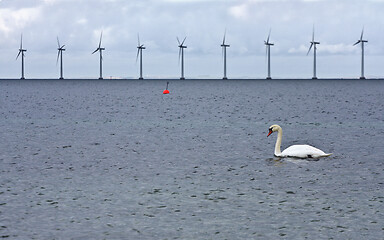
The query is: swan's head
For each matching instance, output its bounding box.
[267,124,281,137]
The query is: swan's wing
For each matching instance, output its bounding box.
[281,145,330,158]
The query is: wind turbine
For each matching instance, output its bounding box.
[136,34,146,80]
[177,37,187,80]
[353,28,368,79]
[264,29,274,79]
[92,32,105,79]
[56,37,66,79]
[16,34,27,80]
[307,27,320,79]
[221,31,230,80]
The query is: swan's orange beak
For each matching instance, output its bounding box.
[267,129,273,137]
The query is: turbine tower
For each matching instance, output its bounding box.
[16,34,27,80]
[136,34,146,80]
[177,37,187,80]
[307,27,320,79]
[92,32,105,79]
[221,31,230,80]
[264,29,274,79]
[353,28,368,79]
[56,37,66,79]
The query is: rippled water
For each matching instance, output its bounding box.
[0,79,383,239]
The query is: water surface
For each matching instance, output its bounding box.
[0,79,383,239]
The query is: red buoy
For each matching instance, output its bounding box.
[163,81,170,94]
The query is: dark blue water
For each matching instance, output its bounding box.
[0,79,383,239]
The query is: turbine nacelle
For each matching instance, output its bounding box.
[16,35,27,60]
[137,35,146,50]
[264,29,274,46]
[16,49,26,60]
[221,31,230,48]
[57,37,66,51]
[307,41,320,55]
[92,47,105,54]
[354,28,368,46]
[177,37,187,49]
[92,32,105,54]
[354,40,368,46]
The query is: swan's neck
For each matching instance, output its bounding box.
[274,127,282,156]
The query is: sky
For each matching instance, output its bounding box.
[0,0,383,79]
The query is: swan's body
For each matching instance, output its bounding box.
[268,124,332,158]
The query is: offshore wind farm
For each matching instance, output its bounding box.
[1,1,384,80]
[1,28,383,80]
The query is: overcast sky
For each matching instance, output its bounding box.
[0,0,383,79]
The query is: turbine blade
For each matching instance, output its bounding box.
[137,33,140,47]
[56,51,60,65]
[312,25,315,42]
[353,41,360,46]
[20,34,23,49]
[16,50,21,60]
[181,37,186,46]
[99,31,103,48]
[307,43,313,56]
[222,29,226,45]
[177,37,181,45]
[267,28,271,44]
[92,48,99,54]
[136,49,140,63]
[360,28,364,41]
[57,37,60,48]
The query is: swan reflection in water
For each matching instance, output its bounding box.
[265,156,320,167]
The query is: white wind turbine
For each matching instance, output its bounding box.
[264,29,274,79]
[92,32,105,79]
[56,37,66,79]
[353,28,368,79]
[307,27,320,79]
[16,34,27,80]
[177,37,187,80]
[136,34,146,80]
[221,31,230,79]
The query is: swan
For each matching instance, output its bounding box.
[267,124,332,158]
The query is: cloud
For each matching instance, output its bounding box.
[228,3,249,20]
[0,6,42,36]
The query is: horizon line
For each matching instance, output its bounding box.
[1,77,383,81]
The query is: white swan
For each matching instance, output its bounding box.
[267,124,332,158]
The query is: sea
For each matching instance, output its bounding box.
[0,79,383,239]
